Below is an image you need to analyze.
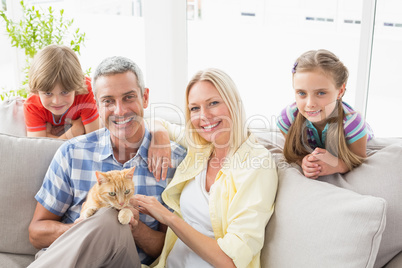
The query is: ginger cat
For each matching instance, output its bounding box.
[81,167,135,225]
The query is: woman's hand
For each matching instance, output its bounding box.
[128,198,140,233]
[148,130,172,181]
[134,195,172,225]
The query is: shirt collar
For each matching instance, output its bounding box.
[304,120,329,148]
[98,127,152,165]
[98,128,113,161]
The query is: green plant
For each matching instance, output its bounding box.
[0,0,86,99]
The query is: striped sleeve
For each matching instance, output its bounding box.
[343,111,369,144]
[276,103,298,134]
[35,143,74,217]
[23,95,48,132]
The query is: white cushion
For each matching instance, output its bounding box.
[322,144,402,268]
[261,164,386,268]
[0,97,26,137]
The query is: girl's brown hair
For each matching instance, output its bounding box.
[284,49,364,170]
[29,44,87,95]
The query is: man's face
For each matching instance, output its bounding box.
[95,71,149,145]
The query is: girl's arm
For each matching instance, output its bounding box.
[309,148,349,176]
[348,134,368,158]
[308,134,368,177]
[279,129,287,138]
[134,195,236,268]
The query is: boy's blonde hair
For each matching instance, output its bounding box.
[185,68,248,156]
[285,49,364,170]
[29,44,87,95]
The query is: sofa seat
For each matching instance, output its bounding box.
[0,253,35,268]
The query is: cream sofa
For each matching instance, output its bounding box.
[1,97,402,268]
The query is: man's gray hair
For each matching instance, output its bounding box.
[92,56,145,96]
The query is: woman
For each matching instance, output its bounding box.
[137,68,278,268]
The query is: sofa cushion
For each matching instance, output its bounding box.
[384,251,402,268]
[0,253,35,268]
[0,97,26,137]
[321,144,402,268]
[261,163,386,268]
[0,133,64,255]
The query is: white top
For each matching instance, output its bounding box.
[166,168,215,268]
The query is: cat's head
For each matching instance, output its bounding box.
[95,167,135,209]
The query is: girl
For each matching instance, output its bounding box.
[24,44,99,139]
[138,68,278,267]
[277,49,374,179]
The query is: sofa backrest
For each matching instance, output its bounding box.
[257,134,402,268]
[0,133,64,255]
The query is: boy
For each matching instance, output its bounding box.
[24,44,99,139]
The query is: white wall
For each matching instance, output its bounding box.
[1,0,401,137]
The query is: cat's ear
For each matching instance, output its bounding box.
[95,171,108,185]
[125,167,136,180]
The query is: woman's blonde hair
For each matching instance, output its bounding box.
[185,68,248,156]
[29,44,87,95]
[285,49,364,170]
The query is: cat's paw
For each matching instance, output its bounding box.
[118,208,133,225]
[83,207,98,219]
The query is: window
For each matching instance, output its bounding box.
[187,0,364,129]
[0,0,146,94]
[365,0,402,137]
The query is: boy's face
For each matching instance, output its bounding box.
[38,83,75,116]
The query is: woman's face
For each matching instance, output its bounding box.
[187,81,232,148]
[293,69,345,131]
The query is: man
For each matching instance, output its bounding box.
[28,56,186,267]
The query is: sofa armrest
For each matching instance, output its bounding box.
[0,133,64,255]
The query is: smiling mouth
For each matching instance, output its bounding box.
[306,110,321,116]
[52,105,65,110]
[112,117,135,125]
[202,122,220,131]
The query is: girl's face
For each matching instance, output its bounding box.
[188,81,232,147]
[293,69,345,130]
[38,83,75,116]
